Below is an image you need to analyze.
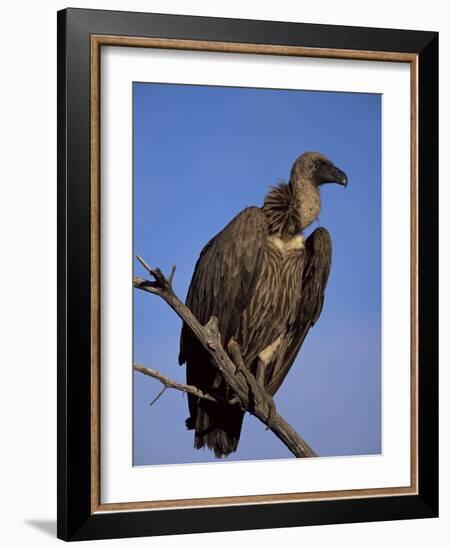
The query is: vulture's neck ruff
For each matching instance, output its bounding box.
[262,177,321,238]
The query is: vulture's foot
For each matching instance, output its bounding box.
[227,338,246,375]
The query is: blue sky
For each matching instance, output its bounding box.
[133,82,381,466]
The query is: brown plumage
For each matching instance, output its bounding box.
[179,152,347,457]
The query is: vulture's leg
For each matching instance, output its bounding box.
[257,335,283,386]
[260,384,277,429]
[256,336,283,428]
[255,358,267,387]
[255,359,277,428]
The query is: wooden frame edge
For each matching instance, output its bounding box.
[89,34,419,514]
[92,34,417,62]
[91,34,101,513]
[410,54,419,497]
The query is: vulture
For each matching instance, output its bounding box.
[179,151,347,457]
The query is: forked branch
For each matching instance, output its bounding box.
[134,364,220,405]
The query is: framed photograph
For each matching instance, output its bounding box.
[57,8,438,541]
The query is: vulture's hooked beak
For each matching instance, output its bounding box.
[319,164,348,187]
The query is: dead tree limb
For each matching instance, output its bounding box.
[134,364,221,405]
[133,255,317,458]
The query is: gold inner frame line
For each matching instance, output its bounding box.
[90,34,419,514]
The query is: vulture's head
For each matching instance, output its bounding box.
[290,152,348,188]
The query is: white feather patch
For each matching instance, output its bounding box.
[269,235,305,252]
[259,334,283,364]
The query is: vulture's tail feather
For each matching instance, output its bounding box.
[186,405,244,458]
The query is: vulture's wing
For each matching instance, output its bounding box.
[266,227,332,396]
[179,206,268,364]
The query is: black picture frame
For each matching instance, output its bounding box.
[57,7,438,541]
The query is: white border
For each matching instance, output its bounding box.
[100,46,411,504]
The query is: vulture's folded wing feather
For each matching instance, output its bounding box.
[179,206,268,364]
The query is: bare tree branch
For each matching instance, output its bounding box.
[134,364,221,405]
[149,385,167,406]
[134,256,317,458]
